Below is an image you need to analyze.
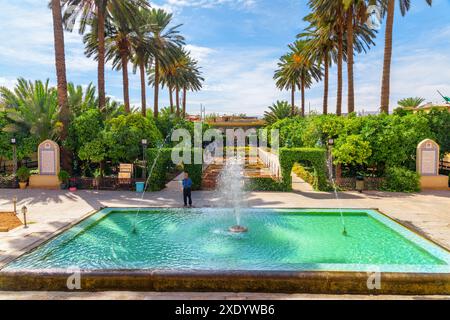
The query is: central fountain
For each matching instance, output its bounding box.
[217,155,248,233]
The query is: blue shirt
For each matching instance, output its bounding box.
[182,178,192,189]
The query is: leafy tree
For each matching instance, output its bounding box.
[332,134,372,166]
[105,113,162,163]
[425,109,450,158]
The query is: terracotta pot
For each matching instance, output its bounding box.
[19,182,27,189]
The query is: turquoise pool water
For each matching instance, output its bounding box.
[4,208,450,273]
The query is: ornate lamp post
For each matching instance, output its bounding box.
[141,139,148,179]
[10,137,17,175]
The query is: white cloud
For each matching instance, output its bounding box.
[166,0,255,9]
[0,77,17,90]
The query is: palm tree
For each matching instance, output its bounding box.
[0,79,59,142]
[305,0,375,115]
[380,0,432,113]
[344,0,376,113]
[264,101,298,125]
[130,8,156,117]
[143,8,185,117]
[67,83,98,116]
[274,40,321,117]
[62,0,149,111]
[309,0,346,115]
[182,59,203,117]
[397,97,426,108]
[301,14,338,115]
[84,4,145,113]
[51,0,71,171]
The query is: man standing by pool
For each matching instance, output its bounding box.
[182,172,193,207]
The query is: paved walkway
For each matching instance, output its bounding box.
[0,291,448,300]
[0,187,449,299]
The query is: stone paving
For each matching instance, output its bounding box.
[0,186,449,299]
[0,291,448,300]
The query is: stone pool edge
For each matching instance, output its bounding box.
[1,207,449,295]
[0,269,449,295]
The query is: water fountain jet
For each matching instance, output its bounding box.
[217,155,247,233]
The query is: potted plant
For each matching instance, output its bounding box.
[58,170,70,189]
[93,168,102,190]
[16,166,30,189]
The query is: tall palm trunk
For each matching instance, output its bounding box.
[51,0,71,172]
[301,80,305,117]
[291,84,295,116]
[139,61,146,117]
[182,87,187,118]
[175,86,180,116]
[169,86,174,113]
[346,6,355,114]
[323,54,329,115]
[120,50,130,113]
[153,58,160,117]
[336,24,344,116]
[97,3,106,111]
[380,0,395,114]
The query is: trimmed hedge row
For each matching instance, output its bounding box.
[146,148,203,191]
[279,147,329,191]
[244,177,286,192]
[245,148,329,192]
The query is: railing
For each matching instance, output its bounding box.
[337,177,385,191]
[257,148,281,178]
[0,160,38,174]
[70,177,145,191]
[440,160,450,171]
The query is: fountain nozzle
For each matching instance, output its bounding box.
[229,225,248,233]
[342,228,348,236]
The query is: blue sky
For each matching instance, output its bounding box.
[0,0,449,116]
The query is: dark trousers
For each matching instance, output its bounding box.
[183,188,192,206]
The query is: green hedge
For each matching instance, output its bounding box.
[146,148,203,191]
[292,163,315,186]
[244,177,286,191]
[279,147,329,191]
[382,166,420,193]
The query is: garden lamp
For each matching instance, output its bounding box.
[21,206,28,228]
[13,196,17,214]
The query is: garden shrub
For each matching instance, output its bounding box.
[16,166,30,182]
[146,148,203,191]
[146,148,173,191]
[244,177,286,191]
[382,167,420,193]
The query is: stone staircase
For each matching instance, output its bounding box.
[201,164,223,190]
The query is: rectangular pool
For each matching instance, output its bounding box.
[4,208,450,274]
